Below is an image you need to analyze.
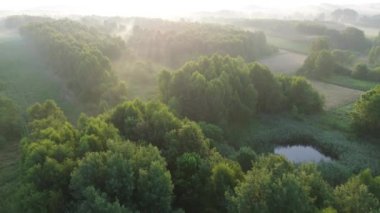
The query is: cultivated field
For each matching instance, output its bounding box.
[309,80,364,110]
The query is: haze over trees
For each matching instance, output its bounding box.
[20,20,127,108]
[1,4,380,213]
[129,18,275,67]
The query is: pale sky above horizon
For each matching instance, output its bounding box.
[1,0,378,17]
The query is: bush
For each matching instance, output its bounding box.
[278,75,324,114]
[352,85,380,137]
[352,63,369,79]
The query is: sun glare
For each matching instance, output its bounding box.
[1,0,374,17]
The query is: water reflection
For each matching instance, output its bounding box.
[274,145,331,163]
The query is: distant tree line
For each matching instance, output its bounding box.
[159,54,323,125]
[3,15,52,29]
[128,18,276,67]
[296,23,371,53]
[20,20,126,107]
[298,38,380,81]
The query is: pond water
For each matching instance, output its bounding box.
[274,145,332,163]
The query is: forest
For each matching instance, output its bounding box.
[0,2,380,213]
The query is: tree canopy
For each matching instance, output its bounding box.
[20,20,126,106]
[352,85,380,137]
[160,55,323,125]
[128,18,275,67]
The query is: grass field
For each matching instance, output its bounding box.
[309,80,364,110]
[323,74,378,91]
[258,49,307,74]
[267,35,311,55]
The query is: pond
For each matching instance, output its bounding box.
[274,145,332,163]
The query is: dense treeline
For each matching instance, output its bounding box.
[299,37,380,82]
[296,23,371,52]
[159,55,323,124]
[17,99,380,212]
[20,20,126,106]
[231,19,371,53]
[0,83,21,143]
[128,18,275,67]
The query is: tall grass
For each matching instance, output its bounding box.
[226,109,380,176]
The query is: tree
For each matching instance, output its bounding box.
[248,63,283,112]
[20,20,127,106]
[278,76,324,113]
[334,177,379,212]
[107,100,210,167]
[352,63,369,80]
[19,100,175,212]
[227,155,319,213]
[311,37,330,52]
[369,46,380,67]
[233,146,257,172]
[0,95,21,140]
[352,85,380,137]
[298,50,336,79]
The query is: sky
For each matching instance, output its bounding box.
[0,0,378,17]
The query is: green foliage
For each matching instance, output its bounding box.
[18,100,174,212]
[129,18,275,67]
[352,63,369,80]
[74,186,132,213]
[331,49,356,67]
[338,27,371,52]
[0,95,21,140]
[159,55,258,124]
[20,20,126,105]
[352,85,380,137]
[311,37,330,52]
[277,76,324,114]
[233,146,257,172]
[296,23,327,36]
[318,162,351,186]
[71,145,173,213]
[160,55,323,125]
[334,176,379,212]
[248,63,284,112]
[357,169,380,199]
[322,74,378,91]
[369,46,380,67]
[298,50,336,79]
[228,155,333,213]
[107,99,210,166]
[172,152,210,212]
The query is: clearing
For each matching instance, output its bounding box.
[258,49,307,74]
[309,81,364,110]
